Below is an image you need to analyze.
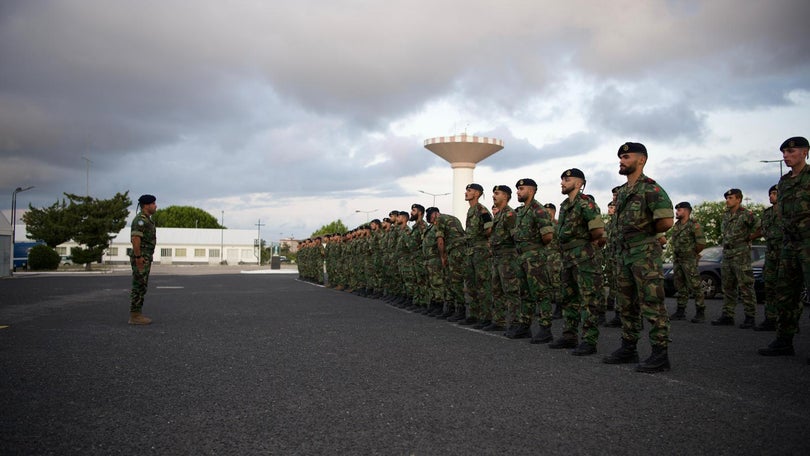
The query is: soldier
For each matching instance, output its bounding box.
[422,209,444,315]
[428,207,466,320]
[759,136,810,358]
[482,186,520,332]
[603,191,623,328]
[511,178,554,342]
[367,220,383,298]
[668,202,707,323]
[544,203,563,320]
[129,194,157,325]
[550,169,605,355]
[395,211,416,306]
[755,185,780,331]
[407,205,430,312]
[462,183,494,326]
[603,142,674,373]
[711,189,761,328]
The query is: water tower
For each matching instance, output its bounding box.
[424,133,504,220]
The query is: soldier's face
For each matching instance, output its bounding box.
[493,190,509,207]
[783,147,809,167]
[143,202,157,216]
[607,205,615,215]
[516,186,533,203]
[464,188,475,201]
[725,194,741,209]
[675,207,688,220]
[560,177,577,195]
[619,153,643,175]
[769,190,778,205]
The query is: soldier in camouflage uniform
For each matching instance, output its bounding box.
[407,205,429,311]
[603,195,622,327]
[603,142,674,373]
[711,188,761,328]
[422,209,445,315]
[510,178,554,342]
[759,136,810,358]
[367,221,383,298]
[129,194,157,325]
[462,183,493,325]
[550,169,605,355]
[668,201,707,323]
[428,207,466,320]
[384,212,403,301]
[395,211,416,306]
[755,185,780,331]
[482,185,520,332]
[543,203,563,320]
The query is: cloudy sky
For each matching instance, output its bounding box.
[2,0,809,240]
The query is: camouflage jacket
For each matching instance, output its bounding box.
[721,206,760,259]
[131,211,157,256]
[615,174,673,260]
[490,205,517,254]
[434,214,466,251]
[761,205,782,253]
[409,220,428,261]
[466,202,493,247]
[513,198,554,253]
[422,224,439,258]
[557,192,604,250]
[778,164,810,241]
[669,218,705,259]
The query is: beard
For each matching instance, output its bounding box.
[517,194,527,203]
[561,185,574,195]
[409,213,418,221]
[619,163,636,175]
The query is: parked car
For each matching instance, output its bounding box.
[662,245,766,300]
[279,256,290,263]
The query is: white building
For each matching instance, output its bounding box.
[1,212,11,276]
[16,225,264,265]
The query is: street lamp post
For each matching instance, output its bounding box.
[11,186,35,274]
[760,159,784,180]
[220,210,224,264]
[355,209,377,222]
[418,190,450,207]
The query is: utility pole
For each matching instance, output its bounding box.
[220,211,224,264]
[81,156,92,196]
[255,219,265,264]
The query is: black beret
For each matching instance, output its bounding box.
[425,207,440,219]
[560,168,586,180]
[138,194,156,205]
[466,183,484,193]
[768,185,778,193]
[543,203,556,210]
[398,211,409,217]
[780,136,809,150]
[493,185,512,195]
[724,188,742,198]
[370,219,382,226]
[411,203,425,213]
[675,201,692,210]
[618,142,648,156]
[383,217,392,223]
[515,178,537,188]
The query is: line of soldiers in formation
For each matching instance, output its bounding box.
[297,137,810,371]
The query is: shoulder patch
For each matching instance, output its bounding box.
[138,220,144,226]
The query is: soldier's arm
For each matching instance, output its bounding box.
[590,227,606,248]
[654,217,674,233]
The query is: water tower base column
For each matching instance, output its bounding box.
[451,163,475,220]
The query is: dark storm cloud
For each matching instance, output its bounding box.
[481,129,599,172]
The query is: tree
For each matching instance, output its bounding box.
[691,200,766,247]
[310,219,348,238]
[22,199,73,248]
[152,206,224,228]
[66,192,132,269]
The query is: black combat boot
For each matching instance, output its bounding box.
[572,341,597,356]
[427,303,444,316]
[482,322,505,332]
[597,312,606,326]
[552,303,563,320]
[636,345,671,373]
[603,338,639,364]
[530,325,553,344]
[447,306,467,322]
[670,308,687,321]
[505,324,531,339]
[753,318,776,332]
[549,333,577,349]
[711,313,735,326]
[758,337,795,356]
[458,316,478,326]
[606,297,616,311]
[473,319,492,330]
[690,309,705,323]
[436,308,455,320]
[739,315,755,329]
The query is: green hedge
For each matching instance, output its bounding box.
[28,244,61,270]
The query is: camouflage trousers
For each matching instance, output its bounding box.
[130,256,153,313]
[616,245,670,347]
[763,249,780,321]
[560,255,603,346]
[425,256,446,304]
[398,255,416,298]
[547,254,563,305]
[464,245,493,319]
[604,256,618,311]
[673,255,705,311]
[721,254,756,318]
[775,239,810,339]
[412,257,429,307]
[515,250,552,327]
[491,251,521,326]
[445,248,466,311]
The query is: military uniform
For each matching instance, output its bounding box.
[759,200,781,328]
[669,213,706,320]
[465,200,494,322]
[715,193,760,326]
[130,209,157,314]
[488,203,520,329]
[554,190,604,351]
[433,213,466,318]
[409,217,429,309]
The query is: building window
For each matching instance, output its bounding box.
[175,248,187,257]
[108,247,118,256]
[56,246,67,255]
[161,248,172,257]
[194,248,206,257]
[209,249,220,258]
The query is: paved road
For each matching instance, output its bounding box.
[1,273,809,455]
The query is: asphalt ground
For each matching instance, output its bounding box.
[1,271,809,455]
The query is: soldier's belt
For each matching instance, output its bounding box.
[621,236,658,249]
[560,239,587,251]
[516,243,542,254]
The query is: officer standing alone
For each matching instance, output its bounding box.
[129,194,157,325]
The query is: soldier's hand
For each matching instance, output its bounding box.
[136,257,145,272]
[594,238,607,248]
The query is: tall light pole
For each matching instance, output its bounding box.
[220,210,224,264]
[255,219,265,264]
[81,156,92,196]
[418,190,450,207]
[355,209,377,222]
[760,159,784,181]
[11,185,35,274]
